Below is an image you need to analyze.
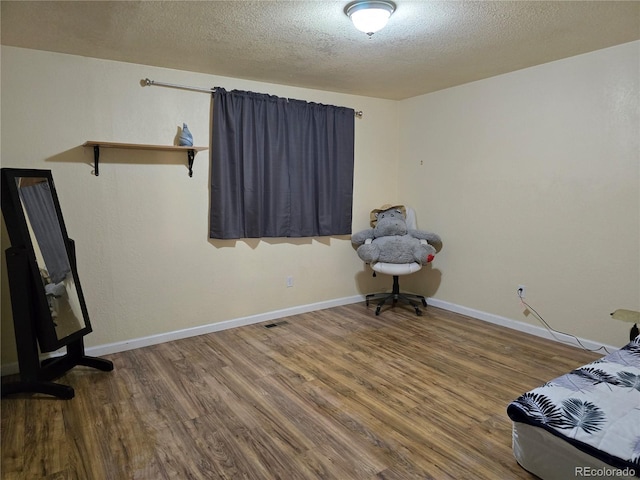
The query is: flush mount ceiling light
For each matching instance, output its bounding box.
[344,1,396,36]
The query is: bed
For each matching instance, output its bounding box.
[507,336,640,479]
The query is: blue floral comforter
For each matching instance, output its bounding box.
[507,336,640,473]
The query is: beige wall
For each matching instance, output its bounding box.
[399,41,640,348]
[2,41,638,368]
[0,46,399,366]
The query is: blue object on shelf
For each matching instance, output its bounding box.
[179,123,193,146]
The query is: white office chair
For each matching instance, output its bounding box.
[364,241,429,316]
[364,207,430,316]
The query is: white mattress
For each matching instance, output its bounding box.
[512,422,638,480]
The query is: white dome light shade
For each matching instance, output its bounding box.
[345,1,396,36]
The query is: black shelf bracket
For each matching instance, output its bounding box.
[187,149,195,177]
[93,145,100,176]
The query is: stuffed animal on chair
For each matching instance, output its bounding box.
[351,204,441,265]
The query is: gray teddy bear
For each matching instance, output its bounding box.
[351,205,441,265]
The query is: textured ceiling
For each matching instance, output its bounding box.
[1,1,639,100]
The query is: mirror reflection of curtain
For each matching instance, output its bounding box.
[18,182,71,283]
[210,87,355,239]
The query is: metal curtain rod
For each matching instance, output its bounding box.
[142,78,364,118]
[143,78,214,93]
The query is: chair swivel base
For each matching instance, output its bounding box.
[365,275,427,316]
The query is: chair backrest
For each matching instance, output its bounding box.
[405,206,417,229]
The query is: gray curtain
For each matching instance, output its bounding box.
[210,88,355,239]
[18,182,71,284]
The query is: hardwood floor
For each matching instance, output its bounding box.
[1,303,600,479]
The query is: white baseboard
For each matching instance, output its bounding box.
[0,295,365,376]
[85,295,365,358]
[1,295,616,376]
[427,297,618,354]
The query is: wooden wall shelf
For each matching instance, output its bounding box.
[82,141,208,177]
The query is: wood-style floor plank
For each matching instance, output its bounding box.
[1,303,600,479]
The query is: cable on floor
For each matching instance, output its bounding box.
[517,290,611,355]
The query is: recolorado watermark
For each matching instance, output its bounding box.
[575,466,636,477]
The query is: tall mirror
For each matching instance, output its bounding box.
[2,169,91,351]
[1,168,111,399]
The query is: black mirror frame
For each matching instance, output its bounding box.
[1,168,93,352]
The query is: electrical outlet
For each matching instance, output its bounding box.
[286,276,294,288]
[517,285,526,298]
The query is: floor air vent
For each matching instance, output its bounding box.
[264,320,289,328]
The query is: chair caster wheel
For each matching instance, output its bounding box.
[415,307,422,316]
[375,306,381,315]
